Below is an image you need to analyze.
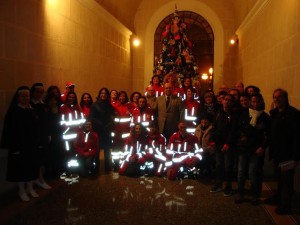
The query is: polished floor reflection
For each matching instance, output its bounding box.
[1,149,300,225]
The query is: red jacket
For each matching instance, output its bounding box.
[131,106,154,125]
[168,131,198,152]
[74,129,99,157]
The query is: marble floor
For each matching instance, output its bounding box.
[0,152,299,225]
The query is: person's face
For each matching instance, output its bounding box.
[229,90,239,101]
[273,90,287,109]
[18,91,30,106]
[67,93,76,104]
[84,122,92,132]
[149,126,157,134]
[152,77,160,85]
[83,94,91,104]
[251,96,263,110]
[147,88,155,97]
[119,93,126,103]
[200,119,210,129]
[164,83,173,96]
[67,85,75,92]
[184,78,191,87]
[222,95,233,110]
[51,88,59,98]
[133,94,140,103]
[235,83,244,93]
[178,122,187,135]
[138,98,146,108]
[33,87,44,100]
[217,95,224,104]
[205,96,213,104]
[186,89,194,99]
[135,124,141,135]
[247,88,255,96]
[110,91,118,100]
[100,90,108,100]
[240,96,250,108]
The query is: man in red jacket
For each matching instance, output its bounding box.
[166,121,202,180]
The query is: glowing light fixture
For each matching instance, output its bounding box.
[201,73,208,80]
[132,38,140,47]
[230,35,238,45]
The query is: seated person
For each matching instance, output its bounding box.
[74,121,99,177]
[146,121,166,176]
[119,123,148,177]
[166,121,202,180]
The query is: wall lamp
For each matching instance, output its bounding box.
[132,37,141,47]
[229,34,238,45]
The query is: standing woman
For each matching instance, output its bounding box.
[79,92,93,118]
[1,86,40,201]
[30,83,51,189]
[89,88,115,173]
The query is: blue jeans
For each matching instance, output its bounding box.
[237,151,264,197]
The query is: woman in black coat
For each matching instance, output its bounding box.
[89,88,115,173]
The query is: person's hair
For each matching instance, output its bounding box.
[245,85,260,95]
[224,93,234,101]
[250,93,265,110]
[80,93,93,108]
[218,90,227,96]
[240,92,250,99]
[130,91,142,102]
[46,85,61,98]
[273,88,289,105]
[97,88,110,101]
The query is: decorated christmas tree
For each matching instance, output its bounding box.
[154,6,199,86]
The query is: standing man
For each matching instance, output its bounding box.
[154,82,184,142]
[145,85,157,110]
[265,88,300,215]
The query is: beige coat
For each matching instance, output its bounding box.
[154,95,184,140]
[195,124,215,154]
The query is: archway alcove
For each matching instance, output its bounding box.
[154,10,214,92]
[142,1,224,93]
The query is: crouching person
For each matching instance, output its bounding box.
[119,123,148,177]
[74,121,99,177]
[166,121,202,180]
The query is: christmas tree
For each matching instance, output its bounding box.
[153,6,199,86]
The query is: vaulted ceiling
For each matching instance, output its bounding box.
[94,0,259,31]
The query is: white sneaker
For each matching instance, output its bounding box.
[27,189,39,198]
[19,191,30,202]
[35,181,52,189]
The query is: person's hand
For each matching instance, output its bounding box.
[221,144,230,152]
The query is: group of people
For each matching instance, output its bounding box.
[1,77,299,216]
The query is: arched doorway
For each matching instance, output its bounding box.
[153,11,214,94]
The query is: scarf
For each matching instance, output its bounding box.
[249,108,264,127]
